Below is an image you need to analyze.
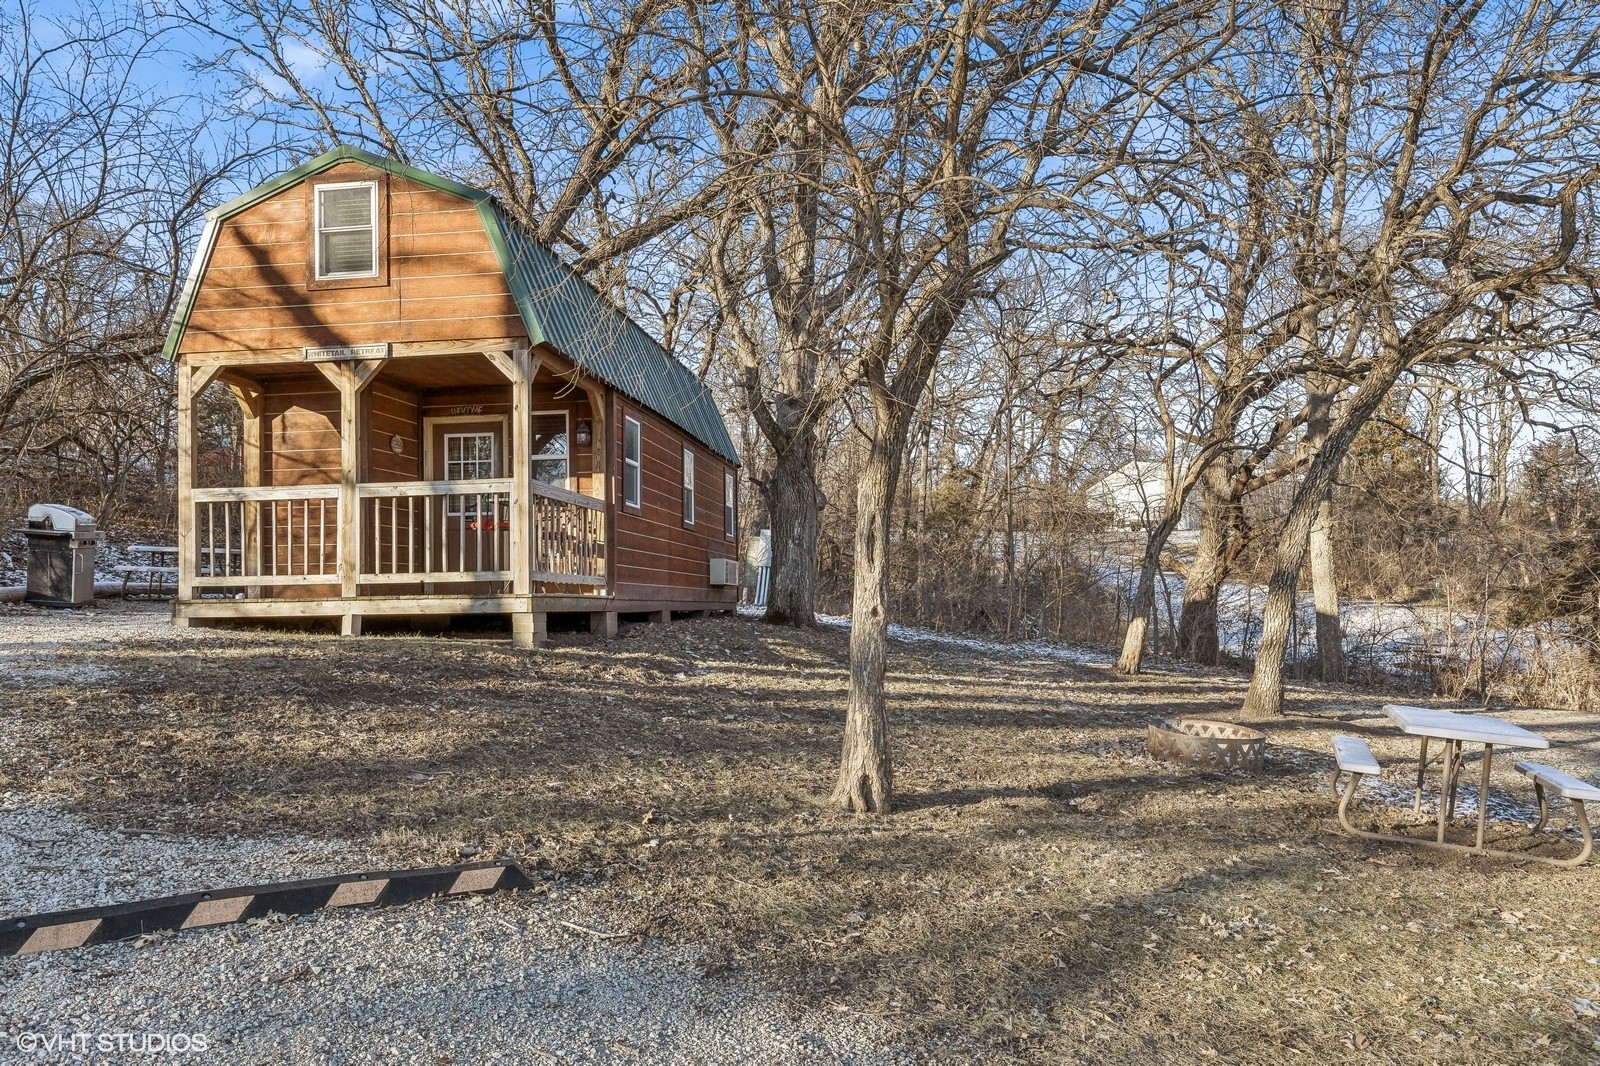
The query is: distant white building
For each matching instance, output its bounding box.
[1088,459,1200,533]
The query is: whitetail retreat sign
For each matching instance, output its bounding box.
[303,343,390,362]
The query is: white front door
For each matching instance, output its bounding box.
[425,416,506,574]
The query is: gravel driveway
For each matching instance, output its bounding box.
[0,798,902,1064]
[0,602,904,1064]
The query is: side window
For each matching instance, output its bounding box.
[724,470,736,539]
[623,416,641,508]
[682,448,696,525]
[314,182,378,279]
[531,412,569,488]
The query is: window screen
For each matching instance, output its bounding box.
[724,471,736,538]
[316,183,377,278]
[623,417,641,508]
[531,413,569,487]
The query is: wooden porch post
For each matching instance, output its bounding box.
[176,361,224,611]
[577,378,608,501]
[314,359,385,635]
[529,350,550,596]
[227,380,264,599]
[175,361,196,608]
[485,346,537,648]
[574,375,612,603]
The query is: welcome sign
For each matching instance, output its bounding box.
[303,343,390,362]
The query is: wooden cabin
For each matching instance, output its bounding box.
[164,147,741,646]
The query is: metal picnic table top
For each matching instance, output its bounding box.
[1382,703,1550,750]
[1380,703,1553,855]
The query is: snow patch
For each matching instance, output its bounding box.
[1089,558,1540,678]
[738,603,1118,667]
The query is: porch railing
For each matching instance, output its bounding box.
[358,478,515,584]
[191,485,340,587]
[189,478,607,595]
[531,481,607,586]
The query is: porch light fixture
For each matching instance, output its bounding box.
[575,419,592,446]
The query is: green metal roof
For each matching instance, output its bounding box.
[164,146,738,464]
[482,204,739,463]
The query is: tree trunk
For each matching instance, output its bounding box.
[1308,487,1345,681]
[1243,361,1403,717]
[1241,486,1326,717]
[832,434,898,814]
[761,439,821,626]
[1303,375,1346,681]
[1177,463,1232,665]
[1116,510,1184,674]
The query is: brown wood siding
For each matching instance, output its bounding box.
[610,394,738,604]
[363,381,422,578]
[262,374,339,486]
[365,382,422,483]
[418,386,510,421]
[177,161,526,355]
[257,374,340,597]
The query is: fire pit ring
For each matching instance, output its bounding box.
[1146,718,1266,771]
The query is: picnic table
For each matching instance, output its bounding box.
[1332,704,1595,866]
[115,544,180,598]
[1382,703,1549,852]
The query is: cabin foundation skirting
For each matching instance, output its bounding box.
[172,596,732,626]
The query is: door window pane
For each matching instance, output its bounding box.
[444,432,496,516]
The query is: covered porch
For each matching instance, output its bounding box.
[173,340,611,645]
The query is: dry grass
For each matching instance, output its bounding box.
[2,603,1598,1064]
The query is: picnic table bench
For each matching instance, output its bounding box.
[114,544,242,598]
[115,545,179,598]
[1516,761,1595,867]
[1331,704,1595,867]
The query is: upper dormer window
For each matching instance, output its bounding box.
[314,182,379,279]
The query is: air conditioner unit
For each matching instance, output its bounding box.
[709,558,739,586]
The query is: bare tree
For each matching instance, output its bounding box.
[0,2,264,526]
[1101,32,1327,675]
[691,23,880,625]
[1241,0,1600,717]
[743,0,1207,812]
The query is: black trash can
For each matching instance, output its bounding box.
[23,504,103,607]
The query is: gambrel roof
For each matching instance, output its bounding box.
[162,146,739,464]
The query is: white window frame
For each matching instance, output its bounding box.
[682,447,696,525]
[442,431,497,517]
[530,409,570,490]
[314,180,379,280]
[724,470,736,539]
[623,416,642,509]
